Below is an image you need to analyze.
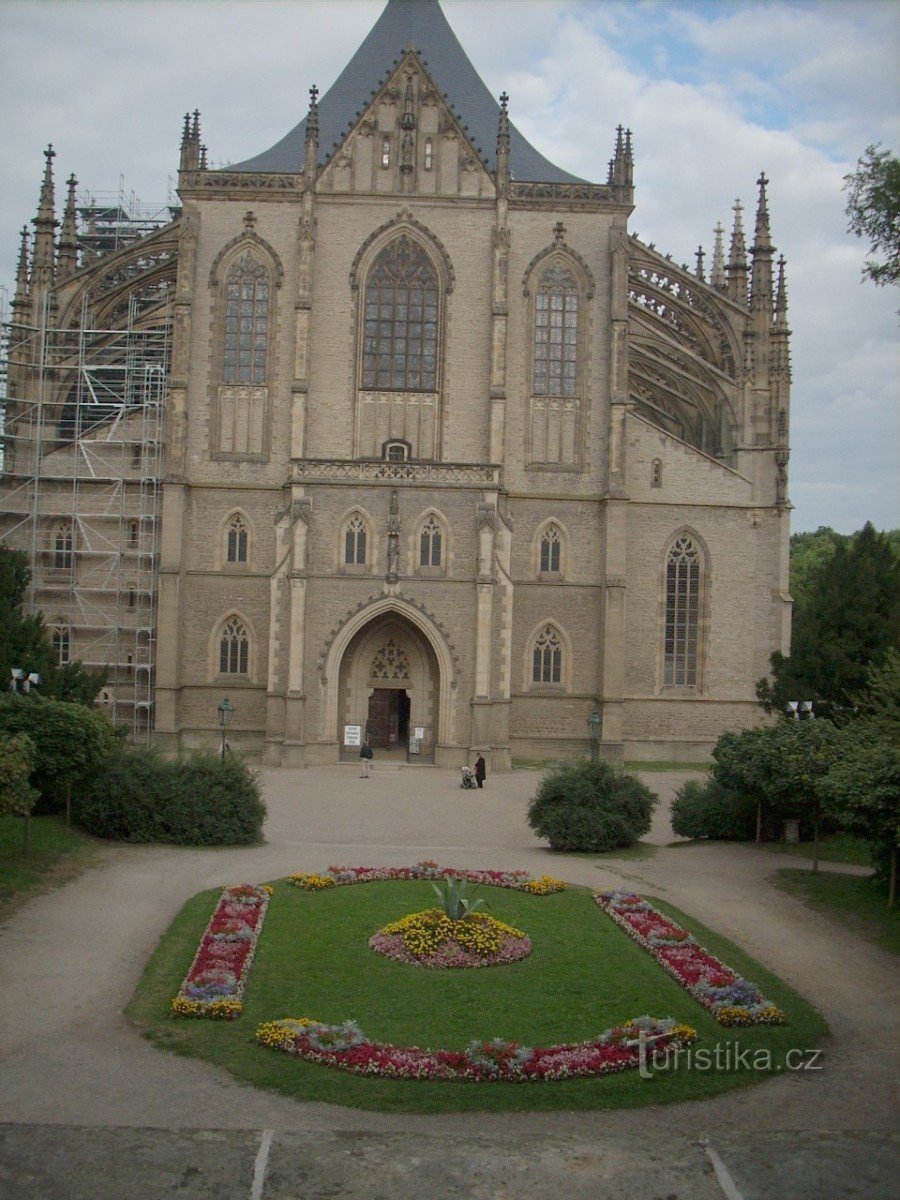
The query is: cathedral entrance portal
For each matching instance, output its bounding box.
[338,613,439,762]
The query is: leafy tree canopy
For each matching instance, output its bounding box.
[0,543,106,705]
[843,143,900,287]
[759,522,900,713]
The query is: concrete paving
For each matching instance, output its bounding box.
[0,764,898,1198]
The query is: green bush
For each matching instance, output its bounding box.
[527,759,657,852]
[671,776,757,840]
[75,745,266,845]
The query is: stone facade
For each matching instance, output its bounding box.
[0,0,791,766]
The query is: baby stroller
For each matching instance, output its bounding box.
[460,765,477,789]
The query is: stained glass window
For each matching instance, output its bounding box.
[223,252,269,385]
[534,263,579,397]
[540,525,561,573]
[362,237,438,391]
[664,536,701,686]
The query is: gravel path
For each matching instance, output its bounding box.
[0,764,897,1145]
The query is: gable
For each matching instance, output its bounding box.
[318,50,494,199]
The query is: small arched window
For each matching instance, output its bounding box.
[219,616,249,675]
[226,515,248,564]
[532,625,563,685]
[540,524,562,574]
[54,522,74,570]
[419,516,442,568]
[52,627,70,666]
[127,519,140,547]
[534,263,579,397]
[664,536,702,686]
[223,252,269,385]
[651,459,663,488]
[362,237,438,392]
[344,514,368,566]
[383,440,410,462]
[127,584,137,610]
[381,137,391,168]
[424,138,434,171]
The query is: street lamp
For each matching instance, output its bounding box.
[587,710,602,763]
[10,669,40,694]
[217,696,233,760]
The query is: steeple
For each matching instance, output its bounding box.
[749,171,775,313]
[304,85,319,176]
[710,221,726,291]
[179,111,202,172]
[31,145,58,292]
[609,125,634,202]
[11,226,30,316]
[726,199,748,306]
[57,173,79,280]
[694,245,705,282]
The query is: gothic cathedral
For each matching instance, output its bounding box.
[1,0,792,767]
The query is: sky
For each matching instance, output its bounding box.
[1,0,897,534]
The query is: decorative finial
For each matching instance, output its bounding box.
[695,245,705,281]
[243,210,257,229]
[554,221,566,244]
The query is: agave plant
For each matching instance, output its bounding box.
[431,876,486,920]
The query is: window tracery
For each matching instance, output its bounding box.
[53,522,74,570]
[371,638,410,680]
[539,524,562,574]
[664,536,702,686]
[419,515,442,568]
[532,624,563,685]
[226,515,248,564]
[362,237,438,392]
[534,263,579,398]
[344,514,368,566]
[219,616,249,675]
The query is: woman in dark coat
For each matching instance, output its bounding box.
[474,753,486,788]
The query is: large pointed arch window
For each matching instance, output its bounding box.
[362,236,438,391]
[219,616,249,676]
[532,625,563,685]
[534,263,579,397]
[664,536,702,686]
[223,252,270,385]
[226,515,248,564]
[344,514,368,566]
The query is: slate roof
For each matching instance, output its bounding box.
[228,0,584,183]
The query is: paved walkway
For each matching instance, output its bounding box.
[0,765,898,1198]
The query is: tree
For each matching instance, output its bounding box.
[0,543,106,705]
[843,143,900,287]
[0,732,38,854]
[758,523,900,713]
[0,695,116,823]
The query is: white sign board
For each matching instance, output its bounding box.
[408,738,420,754]
[414,726,425,740]
[344,725,362,746]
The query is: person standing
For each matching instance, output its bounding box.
[474,752,486,789]
[359,741,374,777]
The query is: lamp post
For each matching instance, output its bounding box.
[217,696,233,760]
[587,710,602,763]
[10,669,40,694]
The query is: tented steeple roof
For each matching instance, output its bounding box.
[228,0,583,182]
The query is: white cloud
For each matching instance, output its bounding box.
[1,0,897,534]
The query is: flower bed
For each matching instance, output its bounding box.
[289,861,566,895]
[369,909,532,969]
[171,883,271,1020]
[255,1015,697,1082]
[594,891,786,1026]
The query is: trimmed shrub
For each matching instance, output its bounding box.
[671,776,757,841]
[527,759,657,852]
[75,745,266,845]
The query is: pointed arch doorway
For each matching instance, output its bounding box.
[338,614,439,762]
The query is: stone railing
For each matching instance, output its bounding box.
[291,459,501,487]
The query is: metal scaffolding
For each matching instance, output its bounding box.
[0,295,168,737]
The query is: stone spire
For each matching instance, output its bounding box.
[772,254,791,380]
[710,221,726,290]
[57,173,79,280]
[749,172,775,313]
[774,254,789,325]
[695,245,705,281]
[11,226,30,316]
[179,111,202,172]
[726,199,748,306]
[304,85,319,176]
[496,91,510,194]
[609,125,633,201]
[31,145,58,291]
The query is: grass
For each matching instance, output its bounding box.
[0,815,101,919]
[128,877,826,1114]
[757,834,873,867]
[775,869,898,955]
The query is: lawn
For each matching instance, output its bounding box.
[775,869,898,955]
[757,835,873,867]
[129,876,827,1113]
[0,815,101,918]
